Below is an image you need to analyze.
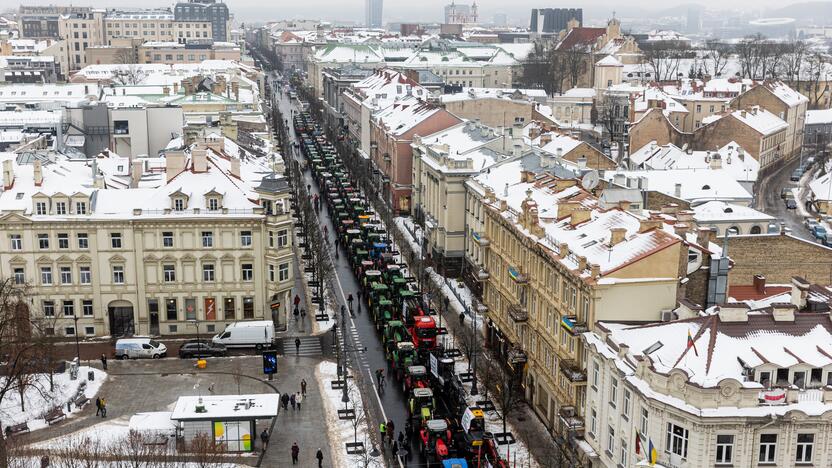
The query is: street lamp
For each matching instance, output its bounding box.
[472,303,487,396]
[72,314,81,363]
[188,319,201,344]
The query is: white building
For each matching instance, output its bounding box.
[582,278,832,468]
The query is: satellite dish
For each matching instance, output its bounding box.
[581,170,599,191]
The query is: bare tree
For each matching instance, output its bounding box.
[455,316,482,371]
[705,39,732,78]
[111,65,147,86]
[188,433,232,468]
[802,53,831,109]
[231,359,244,395]
[0,279,58,467]
[642,44,683,81]
[114,48,137,65]
[779,41,808,86]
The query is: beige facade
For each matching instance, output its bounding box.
[58,10,106,70]
[442,96,535,129]
[138,43,240,65]
[103,13,212,43]
[732,82,808,162]
[0,139,294,339]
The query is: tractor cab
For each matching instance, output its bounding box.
[383,321,410,355]
[404,365,430,393]
[420,419,452,463]
[408,387,435,422]
[361,270,381,291]
[429,351,456,389]
[459,407,486,453]
[391,341,417,375]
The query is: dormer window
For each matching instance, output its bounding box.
[208,198,219,211]
[174,198,185,211]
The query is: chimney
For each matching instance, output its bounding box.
[674,183,682,198]
[173,81,180,94]
[674,222,689,237]
[639,219,662,233]
[771,303,796,322]
[718,303,749,322]
[696,226,715,246]
[790,276,810,309]
[661,204,679,215]
[539,134,552,146]
[232,81,239,101]
[33,160,43,187]
[618,200,631,212]
[2,159,13,189]
[512,143,522,157]
[130,159,143,188]
[610,227,626,246]
[676,210,694,223]
[753,274,766,294]
[710,154,722,170]
[230,157,241,179]
[590,263,601,278]
[192,147,208,173]
[569,208,591,226]
[576,255,588,272]
[740,110,747,118]
[163,86,171,96]
[166,151,186,182]
[529,126,541,140]
[558,242,570,259]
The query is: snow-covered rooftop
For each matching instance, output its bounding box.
[170,394,279,420]
[604,169,753,204]
[806,108,832,126]
[693,201,774,223]
[628,141,759,183]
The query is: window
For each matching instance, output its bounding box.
[13,268,24,284]
[640,407,649,435]
[243,297,254,319]
[589,408,597,437]
[77,233,88,249]
[76,201,87,214]
[110,233,122,249]
[241,263,253,281]
[38,233,49,249]
[10,234,21,250]
[174,198,185,211]
[163,265,176,282]
[208,198,219,211]
[268,231,274,248]
[666,423,689,459]
[796,433,814,463]
[240,230,252,247]
[269,264,275,282]
[62,300,74,317]
[60,266,72,284]
[112,265,124,284]
[82,299,93,316]
[166,298,177,321]
[202,264,215,282]
[607,426,615,455]
[202,231,213,247]
[84,326,95,336]
[41,267,52,285]
[610,378,618,408]
[224,297,235,320]
[278,263,289,282]
[592,360,600,390]
[162,231,173,247]
[277,229,288,247]
[43,300,55,317]
[58,233,69,249]
[716,434,734,464]
[35,202,47,215]
[55,202,66,215]
[65,327,76,336]
[759,434,777,463]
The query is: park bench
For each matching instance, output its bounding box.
[45,407,66,425]
[4,422,29,436]
[74,394,90,409]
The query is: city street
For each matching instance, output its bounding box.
[757,154,816,241]
[274,84,419,467]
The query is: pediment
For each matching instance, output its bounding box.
[181,254,196,263]
[35,255,53,264]
[144,254,159,262]
[55,255,73,263]
[220,253,235,262]
[76,254,92,262]
[9,255,26,264]
[109,254,127,263]
[0,212,33,224]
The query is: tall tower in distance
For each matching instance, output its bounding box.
[365,0,383,28]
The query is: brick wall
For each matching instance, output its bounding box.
[644,191,691,211]
[721,233,832,286]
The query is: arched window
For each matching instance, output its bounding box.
[750,225,762,234]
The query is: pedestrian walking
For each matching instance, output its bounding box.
[405,420,413,446]
[100,398,107,418]
[281,393,290,410]
[100,354,108,370]
[379,421,386,446]
[392,440,399,458]
[398,431,405,447]
[294,294,300,313]
[95,397,102,416]
[459,311,466,327]
[296,392,303,410]
[291,441,300,465]
[347,294,354,312]
[387,420,395,444]
[301,379,307,396]
[295,337,301,355]
[260,429,269,452]
[316,448,324,467]
[290,393,296,410]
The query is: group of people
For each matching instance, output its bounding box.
[94,397,107,417]
[379,418,410,461]
[290,441,325,467]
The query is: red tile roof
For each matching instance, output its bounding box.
[728,284,790,301]
[556,27,606,51]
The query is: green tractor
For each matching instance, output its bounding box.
[408,387,435,423]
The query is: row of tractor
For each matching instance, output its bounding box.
[292,105,508,468]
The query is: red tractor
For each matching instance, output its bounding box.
[419,419,453,465]
[403,364,430,393]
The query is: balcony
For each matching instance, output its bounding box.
[558,406,585,438]
[559,359,587,383]
[560,316,588,336]
[477,268,490,281]
[370,141,378,150]
[508,266,528,284]
[471,231,490,247]
[507,303,528,323]
[383,152,391,161]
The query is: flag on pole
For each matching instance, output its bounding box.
[686,329,698,357]
[648,438,658,465]
[635,433,643,455]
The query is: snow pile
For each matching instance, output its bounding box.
[0,366,107,431]
[315,361,380,467]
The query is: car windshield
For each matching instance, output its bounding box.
[416,328,436,338]
[150,340,162,348]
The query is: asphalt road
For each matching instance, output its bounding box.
[757,154,816,242]
[275,85,421,467]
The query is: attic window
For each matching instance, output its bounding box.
[702,184,711,190]
[173,198,185,211]
[15,193,23,200]
[723,207,733,213]
[207,197,220,211]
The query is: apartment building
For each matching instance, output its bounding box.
[173,0,230,42]
[0,136,293,338]
[582,280,832,468]
[138,41,240,65]
[58,10,106,71]
[731,81,808,163]
[19,5,91,39]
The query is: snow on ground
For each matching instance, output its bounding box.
[30,417,132,449]
[302,271,335,335]
[394,217,422,255]
[0,366,107,431]
[390,217,538,467]
[315,361,380,468]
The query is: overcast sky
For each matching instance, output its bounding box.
[13,0,783,24]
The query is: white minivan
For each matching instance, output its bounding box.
[114,338,167,359]
[212,321,275,350]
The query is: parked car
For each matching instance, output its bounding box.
[785,199,797,209]
[178,339,227,359]
[812,225,828,240]
[805,218,820,231]
[115,338,167,360]
[790,171,801,182]
[767,222,780,233]
[780,188,792,199]
[822,234,832,247]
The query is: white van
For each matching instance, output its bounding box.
[115,338,167,360]
[212,321,275,350]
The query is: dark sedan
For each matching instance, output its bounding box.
[178,340,227,359]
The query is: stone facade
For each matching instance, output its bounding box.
[732,83,808,162]
[721,232,832,287]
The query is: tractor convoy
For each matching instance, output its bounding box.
[292,101,508,468]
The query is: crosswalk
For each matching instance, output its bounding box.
[280,336,323,356]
